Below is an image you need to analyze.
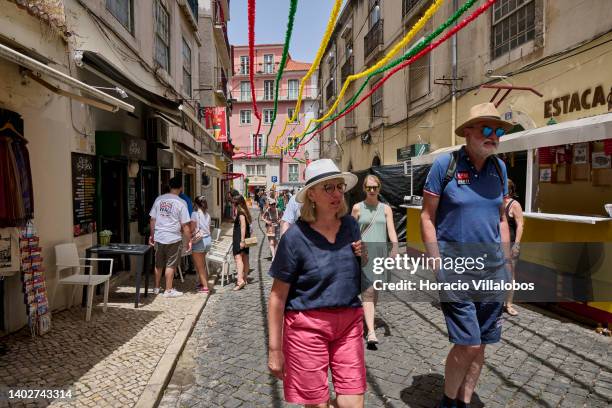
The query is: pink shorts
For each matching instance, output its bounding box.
[282,307,366,405]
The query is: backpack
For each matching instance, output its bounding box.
[441,150,504,193]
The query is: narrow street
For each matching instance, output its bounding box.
[159,209,612,408]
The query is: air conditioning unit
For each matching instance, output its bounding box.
[147,117,169,148]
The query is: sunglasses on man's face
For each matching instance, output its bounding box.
[479,125,506,138]
[365,185,379,192]
[321,182,347,194]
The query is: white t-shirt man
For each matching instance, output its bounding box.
[281,195,302,224]
[149,193,191,244]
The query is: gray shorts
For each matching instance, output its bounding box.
[154,241,182,269]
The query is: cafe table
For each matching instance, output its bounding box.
[84,244,152,308]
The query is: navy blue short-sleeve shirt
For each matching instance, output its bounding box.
[268,215,362,311]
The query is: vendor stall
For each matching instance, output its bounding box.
[407,113,612,323]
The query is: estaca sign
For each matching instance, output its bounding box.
[203,107,228,142]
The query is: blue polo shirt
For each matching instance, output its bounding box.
[424,147,508,265]
[268,215,362,311]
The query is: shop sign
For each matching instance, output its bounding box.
[121,137,147,161]
[203,107,228,143]
[397,146,411,162]
[71,153,96,237]
[544,84,612,118]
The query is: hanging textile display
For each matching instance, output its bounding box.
[0,109,34,227]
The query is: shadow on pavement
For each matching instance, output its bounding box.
[399,373,484,408]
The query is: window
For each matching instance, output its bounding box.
[182,38,192,96]
[369,0,381,28]
[240,81,251,101]
[409,48,430,101]
[240,110,251,124]
[252,134,263,153]
[154,0,170,72]
[288,136,299,152]
[246,165,265,176]
[371,79,383,120]
[492,0,535,59]
[288,164,299,182]
[263,109,274,124]
[264,54,274,74]
[106,0,132,32]
[287,108,299,123]
[288,79,299,99]
[264,80,274,100]
[240,55,249,75]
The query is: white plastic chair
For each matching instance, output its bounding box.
[54,243,114,321]
[206,240,233,286]
[212,228,222,242]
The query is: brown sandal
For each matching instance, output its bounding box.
[233,282,246,291]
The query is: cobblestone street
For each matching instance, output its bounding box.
[160,210,612,408]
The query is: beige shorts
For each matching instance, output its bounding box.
[154,241,182,269]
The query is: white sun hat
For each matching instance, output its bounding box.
[295,159,358,203]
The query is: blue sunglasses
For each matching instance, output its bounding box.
[481,125,506,138]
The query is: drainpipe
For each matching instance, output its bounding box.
[451,0,458,146]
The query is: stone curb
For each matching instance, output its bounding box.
[134,293,210,408]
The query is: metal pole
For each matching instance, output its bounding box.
[451,0,458,146]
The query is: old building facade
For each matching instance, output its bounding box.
[229,44,318,195]
[317,0,612,170]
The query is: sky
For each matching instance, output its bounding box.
[227,0,342,62]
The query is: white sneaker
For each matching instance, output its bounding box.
[153,288,162,295]
[163,288,183,298]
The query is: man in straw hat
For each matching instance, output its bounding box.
[421,102,514,408]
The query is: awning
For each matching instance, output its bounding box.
[0,43,134,112]
[174,143,221,173]
[82,51,179,113]
[412,112,612,165]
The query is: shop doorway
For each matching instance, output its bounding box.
[160,169,172,194]
[97,157,128,244]
[502,151,528,209]
[139,166,158,235]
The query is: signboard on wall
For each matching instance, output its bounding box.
[204,107,228,142]
[71,153,96,237]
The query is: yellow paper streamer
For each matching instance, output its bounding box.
[271,0,344,149]
[277,0,444,150]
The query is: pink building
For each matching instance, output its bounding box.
[229,44,318,195]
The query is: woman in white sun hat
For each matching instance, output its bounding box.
[267,159,367,407]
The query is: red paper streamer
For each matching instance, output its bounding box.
[248,0,262,154]
[293,0,497,156]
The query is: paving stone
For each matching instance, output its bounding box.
[158,208,612,408]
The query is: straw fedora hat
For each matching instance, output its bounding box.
[296,159,358,203]
[455,102,513,137]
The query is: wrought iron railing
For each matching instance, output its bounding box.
[341,56,354,84]
[364,19,384,58]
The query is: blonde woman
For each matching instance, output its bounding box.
[268,159,366,407]
[351,175,398,348]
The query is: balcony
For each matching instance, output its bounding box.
[402,0,422,20]
[178,0,198,30]
[341,56,354,85]
[364,19,384,61]
[234,88,317,102]
[325,80,335,102]
[215,67,228,101]
[213,0,232,69]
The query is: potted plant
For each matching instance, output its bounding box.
[99,230,112,246]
